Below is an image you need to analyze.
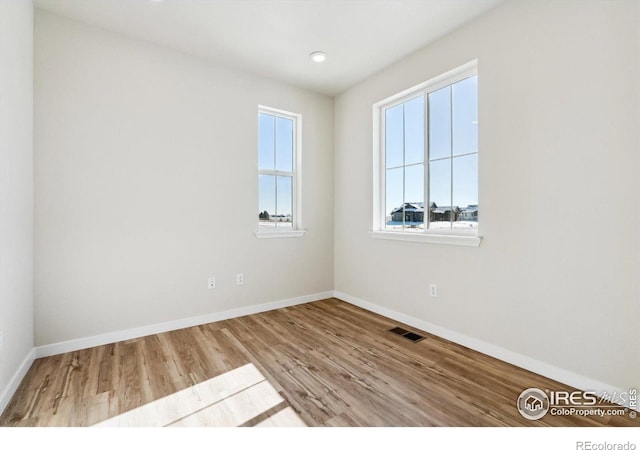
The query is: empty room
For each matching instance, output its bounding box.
[0,0,638,442]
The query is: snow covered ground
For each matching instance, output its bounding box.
[258,221,292,229]
[257,219,477,231]
[386,220,478,231]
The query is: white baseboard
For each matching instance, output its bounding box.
[333,290,638,412]
[0,348,36,415]
[36,291,333,358]
[18,289,638,415]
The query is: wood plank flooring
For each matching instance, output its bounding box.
[1,298,637,426]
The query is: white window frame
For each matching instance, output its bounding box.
[255,105,305,239]
[371,61,482,247]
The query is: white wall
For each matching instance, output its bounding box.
[334,0,640,390]
[34,10,334,346]
[0,0,34,408]
[31,0,640,395]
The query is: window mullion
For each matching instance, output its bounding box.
[273,120,278,228]
[292,117,297,229]
[273,116,277,172]
[402,103,406,230]
[449,86,454,230]
[424,92,429,232]
[381,110,386,230]
[274,175,279,229]
[451,151,478,159]
[259,169,293,177]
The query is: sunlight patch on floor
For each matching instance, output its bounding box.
[93,363,305,427]
[255,406,306,427]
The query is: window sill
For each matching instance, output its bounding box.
[255,230,306,239]
[370,230,482,247]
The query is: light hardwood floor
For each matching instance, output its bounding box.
[1,298,636,426]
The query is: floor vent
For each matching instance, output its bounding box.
[389,326,408,335]
[389,327,425,342]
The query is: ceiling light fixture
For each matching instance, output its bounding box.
[309,51,327,63]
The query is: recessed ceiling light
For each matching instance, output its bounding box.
[309,51,327,63]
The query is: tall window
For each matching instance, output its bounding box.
[375,62,479,241]
[258,106,301,233]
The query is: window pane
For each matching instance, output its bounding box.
[404,164,424,230]
[404,96,424,166]
[258,174,276,227]
[428,86,451,161]
[275,116,293,172]
[258,113,275,170]
[453,154,478,230]
[385,104,403,168]
[385,167,403,230]
[276,176,293,228]
[429,158,452,230]
[452,76,478,156]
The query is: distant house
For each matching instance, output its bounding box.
[429,204,460,222]
[272,214,292,222]
[258,211,291,222]
[388,202,478,223]
[459,205,478,221]
[390,202,426,223]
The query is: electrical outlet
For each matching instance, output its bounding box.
[208,277,216,289]
[429,284,438,297]
[236,273,245,285]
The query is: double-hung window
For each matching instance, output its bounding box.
[256,106,304,238]
[373,61,481,246]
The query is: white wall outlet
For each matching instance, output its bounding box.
[429,284,438,297]
[236,273,245,285]
[208,277,216,289]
